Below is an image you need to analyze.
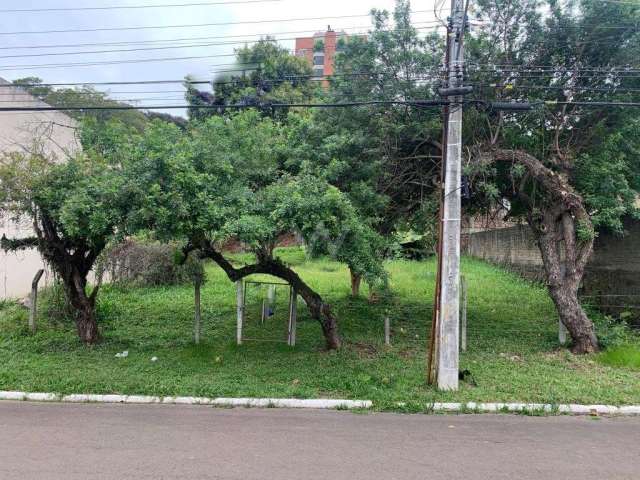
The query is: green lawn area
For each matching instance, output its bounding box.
[1,248,639,411]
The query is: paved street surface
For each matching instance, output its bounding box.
[1,402,639,480]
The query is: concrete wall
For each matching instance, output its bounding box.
[0,78,80,300]
[464,219,640,326]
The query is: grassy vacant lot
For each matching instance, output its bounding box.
[1,248,639,410]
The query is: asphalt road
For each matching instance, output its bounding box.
[1,402,639,480]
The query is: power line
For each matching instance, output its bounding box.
[0,99,448,112]
[0,57,256,72]
[0,23,444,51]
[0,71,446,88]
[0,0,283,13]
[0,10,438,36]
[0,25,443,60]
[2,97,640,113]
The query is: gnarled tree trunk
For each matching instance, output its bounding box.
[63,271,100,345]
[34,213,102,345]
[200,243,341,350]
[532,208,598,353]
[489,149,599,353]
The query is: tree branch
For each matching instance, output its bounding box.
[0,234,38,252]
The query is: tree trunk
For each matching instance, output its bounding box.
[487,149,599,354]
[57,267,100,345]
[533,210,598,354]
[74,301,99,345]
[350,269,362,297]
[201,244,341,350]
[548,285,598,354]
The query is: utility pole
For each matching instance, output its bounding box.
[430,0,467,391]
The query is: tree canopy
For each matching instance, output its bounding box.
[97,110,386,348]
[464,0,640,352]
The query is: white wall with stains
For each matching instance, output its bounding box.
[0,78,80,300]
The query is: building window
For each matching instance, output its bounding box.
[313,67,324,78]
[313,55,324,66]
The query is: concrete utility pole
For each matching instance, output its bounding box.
[435,0,466,391]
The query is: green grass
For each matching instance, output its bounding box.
[598,345,640,370]
[1,247,639,411]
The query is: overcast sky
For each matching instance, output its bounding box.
[0,0,444,115]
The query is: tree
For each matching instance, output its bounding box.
[120,111,385,349]
[0,120,137,343]
[465,0,640,353]
[186,39,317,121]
[303,0,444,294]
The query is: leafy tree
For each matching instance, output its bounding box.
[0,121,139,343]
[303,0,444,293]
[117,111,385,349]
[465,0,640,352]
[185,39,318,121]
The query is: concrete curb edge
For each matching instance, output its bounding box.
[0,391,372,410]
[2,392,640,415]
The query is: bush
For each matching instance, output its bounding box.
[593,314,636,349]
[101,239,204,287]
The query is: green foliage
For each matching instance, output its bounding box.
[12,78,149,131]
[310,0,443,241]
[466,0,640,235]
[100,110,386,284]
[575,219,596,243]
[592,314,637,349]
[575,121,640,233]
[187,40,318,121]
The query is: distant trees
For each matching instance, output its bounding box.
[185,40,317,121]
[306,0,444,294]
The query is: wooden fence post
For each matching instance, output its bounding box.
[460,276,467,352]
[287,287,297,347]
[194,277,202,344]
[236,281,244,345]
[29,269,45,334]
[384,316,391,346]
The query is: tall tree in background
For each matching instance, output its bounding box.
[306,0,444,294]
[465,0,640,352]
[186,40,317,121]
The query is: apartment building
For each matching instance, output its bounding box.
[294,26,350,79]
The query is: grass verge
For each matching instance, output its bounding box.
[1,248,639,412]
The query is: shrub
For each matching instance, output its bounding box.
[101,239,204,287]
[593,314,636,349]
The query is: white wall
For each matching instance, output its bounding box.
[0,78,80,300]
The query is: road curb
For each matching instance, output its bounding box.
[0,391,372,410]
[424,402,640,415]
[2,391,640,415]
